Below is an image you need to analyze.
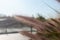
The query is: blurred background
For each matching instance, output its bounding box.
[0,0,60,40]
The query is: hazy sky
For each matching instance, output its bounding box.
[0,0,60,18]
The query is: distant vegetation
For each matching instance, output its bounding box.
[36,14,46,22]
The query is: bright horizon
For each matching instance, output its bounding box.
[0,0,60,18]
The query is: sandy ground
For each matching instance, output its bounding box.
[0,33,30,40]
